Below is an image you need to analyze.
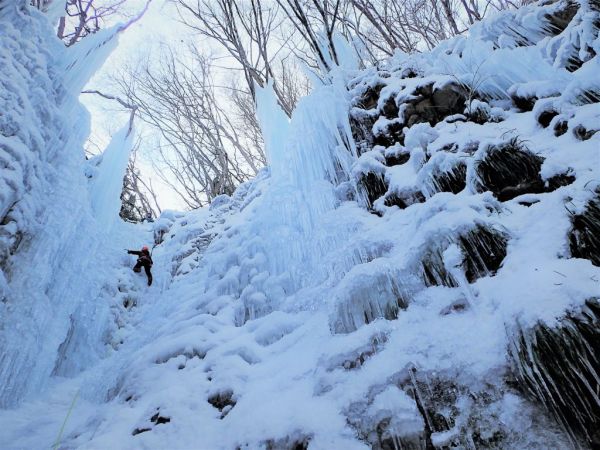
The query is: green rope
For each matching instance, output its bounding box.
[53,389,80,450]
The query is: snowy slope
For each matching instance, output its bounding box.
[1,0,600,449]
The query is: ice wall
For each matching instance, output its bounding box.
[252,80,360,293]
[0,1,122,407]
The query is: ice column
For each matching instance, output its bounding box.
[90,125,133,231]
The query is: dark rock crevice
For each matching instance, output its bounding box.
[132,409,171,436]
[474,138,575,201]
[568,191,600,266]
[508,299,600,447]
[384,190,425,209]
[427,161,467,196]
[360,172,389,207]
[208,389,236,418]
[421,225,508,287]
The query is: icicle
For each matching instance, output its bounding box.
[89,124,134,231]
[254,81,290,175]
[508,299,600,447]
[249,74,359,294]
[443,244,476,306]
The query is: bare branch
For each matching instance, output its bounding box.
[81,89,138,136]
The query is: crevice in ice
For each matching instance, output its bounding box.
[422,160,467,197]
[404,368,453,447]
[345,382,427,450]
[538,108,560,128]
[151,411,171,424]
[325,332,388,371]
[355,83,385,110]
[383,190,426,210]
[545,0,579,35]
[457,227,509,284]
[360,173,389,208]
[384,148,411,167]
[510,90,542,112]
[381,95,400,119]
[344,366,543,449]
[122,296,137,310]
[553,116,570,136]
[370,417,427,450]
[373,119,405,148]
[349,110,378,155]
[573,123,598,140]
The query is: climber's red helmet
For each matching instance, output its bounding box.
[142,246,149,251]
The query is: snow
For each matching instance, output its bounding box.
[404,122,440,151]
[1,0,599,448]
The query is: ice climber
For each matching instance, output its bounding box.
[127,246,153,286]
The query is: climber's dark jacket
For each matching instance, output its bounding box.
[127,249,153,285]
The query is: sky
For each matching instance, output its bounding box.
[80,0,193,211]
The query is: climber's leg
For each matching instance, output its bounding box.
[144,264,153,286]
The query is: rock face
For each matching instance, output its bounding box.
[351,82,467,148]
[403,83,468,127]
[419,225,508,287]
[426,161,467,195]
[344,0,600,447]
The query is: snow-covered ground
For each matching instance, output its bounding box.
[1,0,599,449]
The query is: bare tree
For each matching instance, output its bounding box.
[345,0,534,57]
[114,47,266,208]
[55,0,152,46]
[174,0,303,116]
[225,57,310,166]
[227,82,267,169]
[276,0,345,71]
[78,89,159,218]
[120,138,161,221]
[81,88,137,136]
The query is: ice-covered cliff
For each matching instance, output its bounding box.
[1,0,599,449]
[0,0,133,409]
